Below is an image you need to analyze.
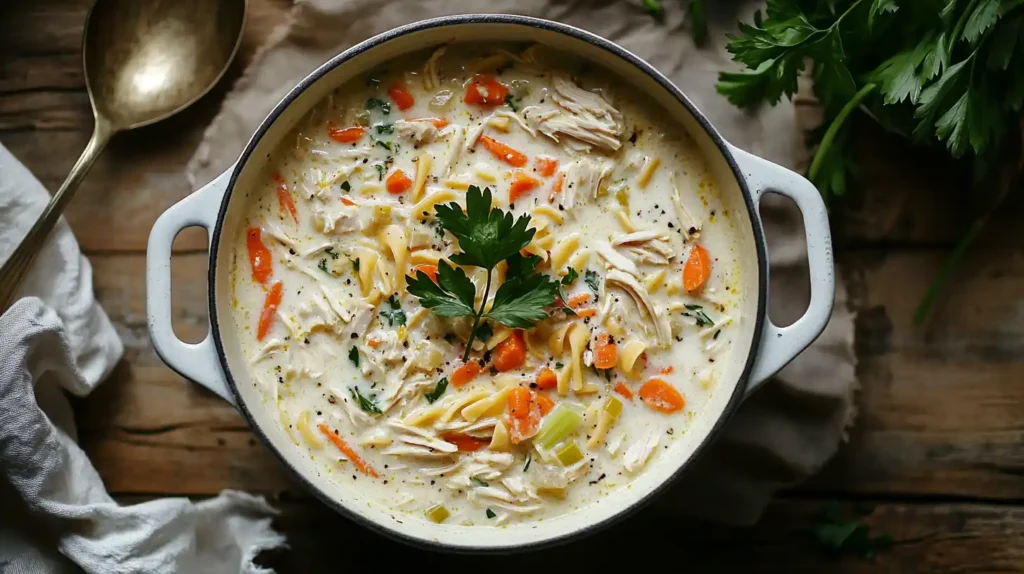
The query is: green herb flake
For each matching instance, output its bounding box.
[375,140,393,152]
[471,476,489,487]
[554,362,564,369]
[325,247,339,260]
[683,303,714,327]
[584,269,601,294]
[523,452,532,472]
[381,295,407,327]
[486,508,497,519]
[375,123,394,135]
[366,98,391,115]
[374,163,385,181]
[349,387,382,414]
[340,181,351,192]
[504,94,518,112]
[348,346,359,367]
[475,322,493,342]
[642,0,663,21]
[561,267,579,286]
[317,258,328,273]
[425,377,449,403]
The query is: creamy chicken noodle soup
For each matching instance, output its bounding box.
[231,44,741,526]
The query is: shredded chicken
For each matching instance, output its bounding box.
[394,119,439,145]
[612,228,680,265]
[623,430,660,473]
[522,76,623,152]
[423,46,446,90]
[604,269,672,348]
[596,240,639,276]
[562,158,612,210]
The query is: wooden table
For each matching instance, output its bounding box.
[3,1,1022,571]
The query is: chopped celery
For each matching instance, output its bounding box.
[555,441,584,466]
[603,396,623,420]
[534,403,582,450]
[425,503,450,523]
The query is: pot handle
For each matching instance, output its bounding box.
[146,167,237,406]
[728,145,835,393]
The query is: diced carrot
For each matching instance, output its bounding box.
[508,387,532,419]
[318,423,379,477]
[594,333,617,370]
[276,183,298,223]
[366,337,382,348]
[413,117,449,129]
[442,433,489,452]
[536,156,559,178]
[257,281,283,341]
[388,82,415,111]
[327,124,366,143]
[567,293,590,309]
[575,308,597,318]
[493,330,527,372]
[412,264,439,284]
[614,381,634,400]
[478,135,527,167]
[536,367,558,390]
[463,75,509,107]
[386,169,413,194]
[509,171,540,204]
[534,393,555,416]
[683,244,712,292]
[246,227,273,284]
[548,172,565,202]
[639,378,686,413]
[660,365,675,375]
[340,197,357,206]
[451,361,482,387]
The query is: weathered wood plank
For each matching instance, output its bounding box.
[246,499,1023,573]
[77,251,1024,499]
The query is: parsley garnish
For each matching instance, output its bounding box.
[380,295,407,327]
[348,346,359,367]
[325,247,339,259]
[374,163,385,181]
[688,0,707,47]
[317,258,328,273]
[642,0,664,21]
[554,362,564,369]
[340,181,351,192]
[375,123,394,135]
[562,267,579,286]
[471,476,489,487]
[375,140,392,152]
[812,502,893,560]
[349,387,382,414]
[366,98,390,115]
[407,186,560,361]
[486,508,497,519]
[424,377,449,403]
[584,269,601,294]
[475,322,493,342]
[504,94,518,112]
[684,303,714,327]
[523,452,532,472]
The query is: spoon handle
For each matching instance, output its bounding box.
[0,116,115,312]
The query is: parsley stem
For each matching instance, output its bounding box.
[808,83,877,188]
[462,269,493,362]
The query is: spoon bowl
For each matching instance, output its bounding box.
[0,0,247,310]
[84,0,247,129]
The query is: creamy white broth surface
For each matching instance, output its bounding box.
[230,44,742,526]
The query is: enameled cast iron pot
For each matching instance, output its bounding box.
[146,15,835,552]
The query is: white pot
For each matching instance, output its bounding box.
[146,15,834,552]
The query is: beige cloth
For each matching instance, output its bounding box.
[188,0,856,526]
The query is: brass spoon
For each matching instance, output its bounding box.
[0,0,247,311]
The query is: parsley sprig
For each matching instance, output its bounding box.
[407,186,560,361]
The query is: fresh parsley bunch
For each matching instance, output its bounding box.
[407,186,561,360]
[718,0,1024,321]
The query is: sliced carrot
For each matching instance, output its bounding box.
[493,330,527,372]
[246,227,273,284]
[386,169,413,194]
[463,75,509,107]
[548,172,565,202]
[412,264,439,284]
[614,381,634,400]
[535,367,558,390]
[451,361,482,387]
[388,82,415,111]
[327,124,366,143]
[318,423,379,478]
[508,387,532,419]
[478,135,527,167]
[366,337,382,348]
[413,117,449,129]
[683,244,712,292]
[536,156,559,178]
[534,393,555,416]
[660,365,675,375]
[639,378,686,414]
[594,333,617,370]
[509,171,540,204]
[257,281,283,341]
[340,197,357,206]
[442,433,489,452]
[575,308,597,318]
[567,293,590,309]
[276,183,298,223]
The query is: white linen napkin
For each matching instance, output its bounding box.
[0,143,285,573]
[187,0,857,526]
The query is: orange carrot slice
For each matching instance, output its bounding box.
[276,182,298,223]
[639,378,686,413]
[535,367,558,390]
[508,387,532,419]
[246,227,273,284]
[327,124,366,143]
[594,333,617,370]
[257,281,283,341]
[386,169,413,194]
[388,82,415,111]
[463,75,509,107]
[509,171,540,203]
[534,393,555,416]
[451,361,483,387]
[340,197,357,206]
[493,330,526,372]
[536,156,559,178]
[614,381,634,400]
[548,172,565,202]
[567,293,590,309]
[442,433,489,452]
[478,135,527,167]
[318,423,379,477]
[575,308,597,318]
[683,244,711,292]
